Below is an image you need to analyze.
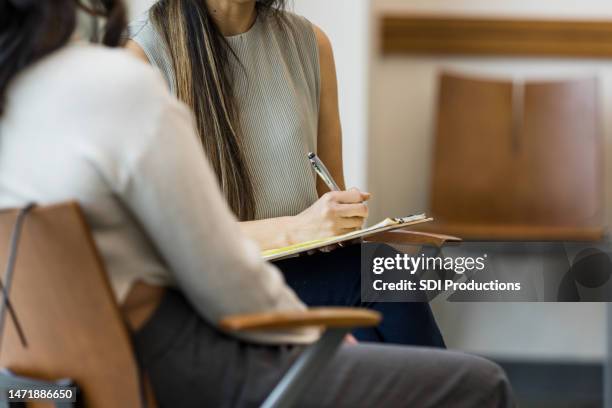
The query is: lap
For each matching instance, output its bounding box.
[273,243,391,306]
[275,243,446,347]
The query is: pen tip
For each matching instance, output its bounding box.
[307,152,315,159]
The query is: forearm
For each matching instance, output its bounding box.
[240,216,297,251]
[241,189,370,251]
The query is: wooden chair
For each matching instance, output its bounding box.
[420,72,604,241]
[367,230,461,249]
[0,202,380,408]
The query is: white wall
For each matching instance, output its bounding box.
[127,0,153,17]
[370,0,612,361]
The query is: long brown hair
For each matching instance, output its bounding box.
[149,0,286,221]
[0,0,126,115]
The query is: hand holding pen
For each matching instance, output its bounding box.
[288,153,371,245]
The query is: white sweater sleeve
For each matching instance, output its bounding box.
[115,91,319,345]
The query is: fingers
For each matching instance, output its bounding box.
[335,203,369,218]
[338,216,365,230]
[344,334,359,345]
[316,187,370,236]
[351,187,371,201]
[324,188,371,204]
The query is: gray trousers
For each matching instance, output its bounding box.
[133,290,514,408]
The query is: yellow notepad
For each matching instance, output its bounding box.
[262,214,432,261]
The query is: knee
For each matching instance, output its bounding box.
[466,357,514,408]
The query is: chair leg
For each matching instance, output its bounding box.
[261,328,348,408]
[0,401,24,408]
[605,303,612,408]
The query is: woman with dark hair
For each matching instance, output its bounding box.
[126,0,446,347]
[0,1,515,406]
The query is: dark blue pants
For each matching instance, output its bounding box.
[274,243,446,348]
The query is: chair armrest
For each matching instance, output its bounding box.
[366,230,462,248]
[242,309,380,407]
[219,307,381,332]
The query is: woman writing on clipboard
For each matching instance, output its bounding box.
[126,0,444,347]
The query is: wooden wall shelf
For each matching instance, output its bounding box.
[381,15,612,58]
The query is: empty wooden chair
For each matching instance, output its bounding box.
[422,72,604,241]
[0,202,379,408]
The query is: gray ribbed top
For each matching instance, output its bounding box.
[129,10,320,220]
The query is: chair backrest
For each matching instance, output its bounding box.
[430,72,603,239]
[0,202,143,407]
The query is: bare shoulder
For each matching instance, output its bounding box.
[311,24,334,60]
[309,24,337,87]
[124,40,150,64]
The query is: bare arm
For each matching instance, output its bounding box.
[313,24,346,194]
[240,188,369,250]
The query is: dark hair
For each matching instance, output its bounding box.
[150,0,286,221]
[0,0,126,115]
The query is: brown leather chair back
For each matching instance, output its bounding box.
[428,72,603,240]
[519,78,602,226]
[0,202,143,407]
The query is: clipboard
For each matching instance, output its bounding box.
[262,214,432,261]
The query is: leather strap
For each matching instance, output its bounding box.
[0,203,35,356]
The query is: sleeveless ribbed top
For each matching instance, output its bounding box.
[129,9,320,220]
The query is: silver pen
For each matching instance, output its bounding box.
[308,152,341,191]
